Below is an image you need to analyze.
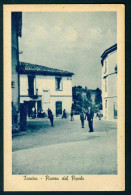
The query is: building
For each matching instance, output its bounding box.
[101,44,117,120]
[19,62,74,118]
[11,12,22,132]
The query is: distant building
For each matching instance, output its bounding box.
[19,62,74,117]
[12,12,22,132]
[101,44,117,120]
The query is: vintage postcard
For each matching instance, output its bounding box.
[4,4,125,191]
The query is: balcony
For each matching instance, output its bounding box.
[28,88,38,99]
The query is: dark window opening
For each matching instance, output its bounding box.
[37,101,42,113]
[28,76,35,96]
[113,102,117,119]
[105,100,107,108]
[55,77,62,91]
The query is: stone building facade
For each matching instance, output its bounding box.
[101,44,117,120]
[19,62,74,118]
[12,12,22,132]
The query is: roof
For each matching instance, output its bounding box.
[101,43,117,66]
[19,62,74,76]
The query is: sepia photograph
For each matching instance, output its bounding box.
[4,4,125,191]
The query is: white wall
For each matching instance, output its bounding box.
[108,74,117,97]
[102,50,117,120]
[20,74,72,96]
[20,74,73,117]
[108,97,117,120]
[36,75,72,96]
[42,96,72,116]
[108,51,117,75]
[20,75,28,95]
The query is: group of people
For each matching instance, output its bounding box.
[32,106,94,132]
[70,106,94,132]
[80,107,94,132]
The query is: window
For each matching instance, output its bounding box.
[113,102,117,119]
[105,100,107,109]
[42,90,50,103]
[55,77,62,91]
[37,101,42,112]
[105,79,107,92]
[11,81,15,88]
[104,60,107,74]
[28,76,35,96]
[115,65,117,73]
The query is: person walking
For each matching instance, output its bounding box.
[86,107,94,132]
[47,108,54,126]
[32,106,36,119]
[70,109,74,121]
[62,109,67,119]
[80,111,85,128]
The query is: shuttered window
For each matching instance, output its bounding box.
[55,77,62,91]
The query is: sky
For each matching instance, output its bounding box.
[19,12,117,89]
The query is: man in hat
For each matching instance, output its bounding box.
[86,107,94,132]
[80,110,85,128]
[47,108,54,126]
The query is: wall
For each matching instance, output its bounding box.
[20,74,73,117]
[108,97,117,120]
[108,51,117,75]
[42,96,72,116]
[12,13,21,132]
[36,75,72,96]
[102,50,117,120]
[12,14,19,112]
[20,74,28,95]
[20,75,72,96]
[108,74,117,97]
[102,56,108,101]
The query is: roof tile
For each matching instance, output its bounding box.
[19,62,74,76]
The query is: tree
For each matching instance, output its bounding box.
[72,86,92,114]
[95,88,102,110]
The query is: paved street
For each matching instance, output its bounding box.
[12,116,117,175]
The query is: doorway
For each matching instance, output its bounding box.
[56,101,62,117]
[37,100,42,112]
[24,101,35,117]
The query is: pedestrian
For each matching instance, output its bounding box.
[32,106,36,119]
[70,110,74,121]
[47,108,54,126]
[62,109,67,119]
[86,107,94,132]
[80,111,85,128]
[47,108,51,117]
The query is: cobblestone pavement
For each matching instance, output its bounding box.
[12,116,117,175]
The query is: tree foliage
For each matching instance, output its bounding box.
[72,86,102,114]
